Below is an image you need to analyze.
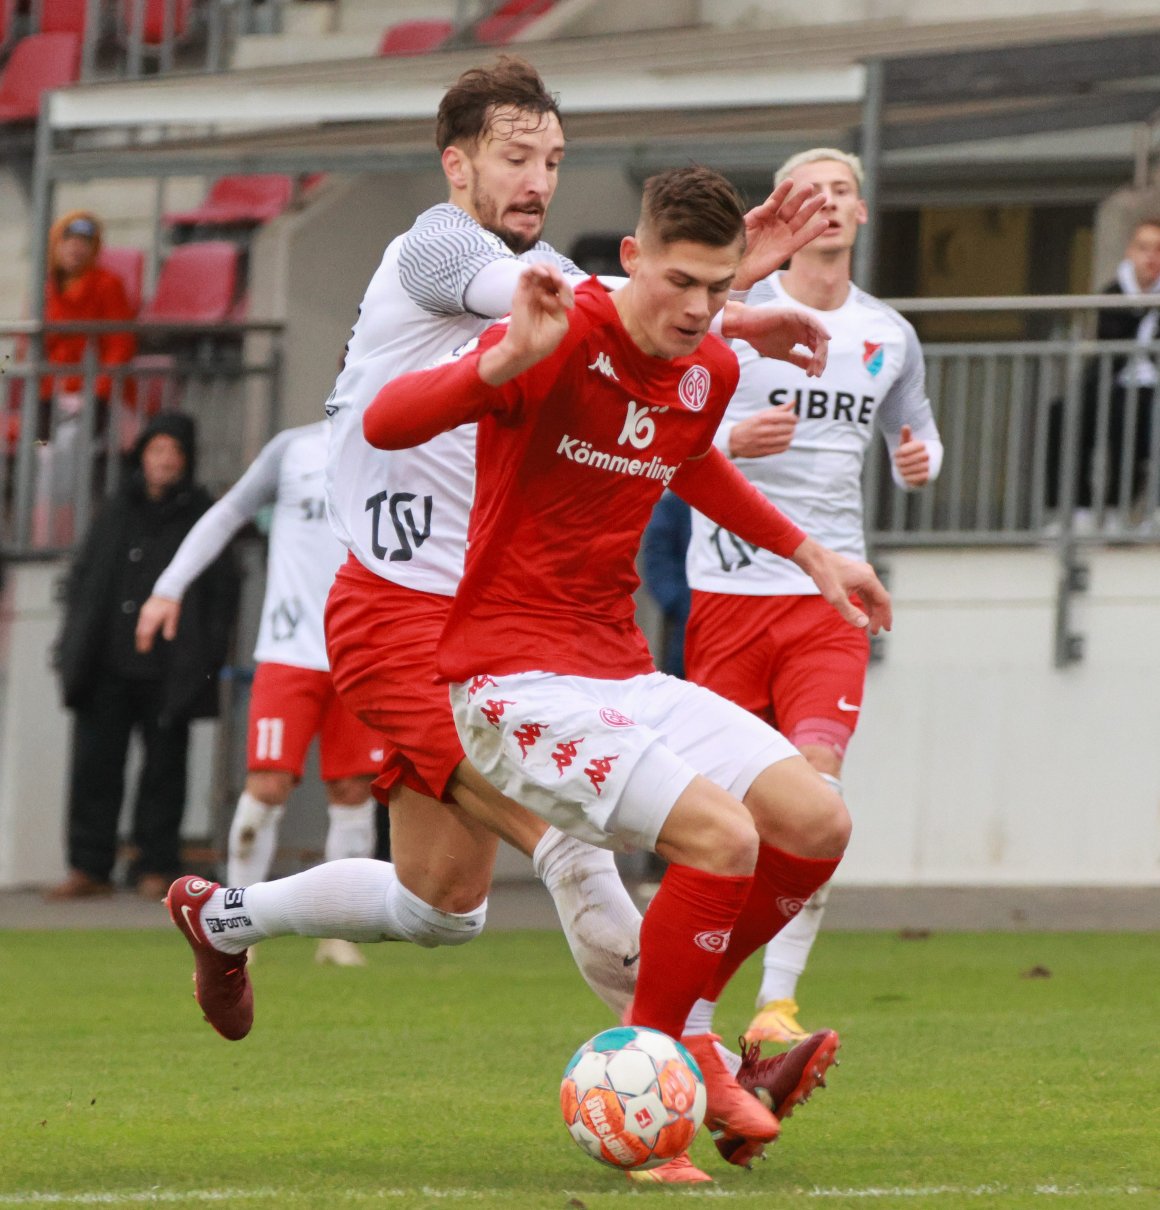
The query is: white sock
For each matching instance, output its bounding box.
[199,859,486,956]
[714,1041,742,1076]
[682,997,716,1037]
[324,799,376,862]
[532,827,642,1017]
[227,792,284,886]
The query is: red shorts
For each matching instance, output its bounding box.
[684,591,869,755]
[324,556,462,803]
[246,661,385,781]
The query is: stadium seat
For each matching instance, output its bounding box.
[377,19,452,56]
[97,246,145,315]
[118,0,193,45]
[40,0,91,35]
[0,32,82,122]
[475,0,554,45]
[139,240,240,324]
[163,174,295,228]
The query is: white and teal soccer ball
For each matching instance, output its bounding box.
[559,1025,707,1171]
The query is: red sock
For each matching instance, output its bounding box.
[629,863,752,1040]
[702,844,839,1000]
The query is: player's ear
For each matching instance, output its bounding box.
[619,235,639,276]
[855,197,869,226]
[442,145,470,191]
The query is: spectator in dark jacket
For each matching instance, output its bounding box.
[48,412,239,900]
[641,490,692,679]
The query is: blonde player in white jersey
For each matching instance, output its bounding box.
[136,421,384,967]
[685,148,944,1045]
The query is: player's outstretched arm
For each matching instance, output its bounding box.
[671,447,892,634]
[136,595,182,652]
[732,181,829,293]
[365,265,575,450]
[721,303,830,377]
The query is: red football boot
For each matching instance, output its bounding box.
[166,876,253,1041]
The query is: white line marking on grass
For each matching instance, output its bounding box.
[0,1185,1151,1206]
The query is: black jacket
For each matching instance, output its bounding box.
[56,412,240,723]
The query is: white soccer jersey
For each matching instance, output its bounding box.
[324,202,581,596]
[687,271,942,596]
[154,421,342,670]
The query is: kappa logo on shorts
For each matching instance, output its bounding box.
[599,707,636,728]
[513,722,549,759]
[584,755,620,796]
[480,699,516,728]
[777,896,808,917]
[467,675,499,698]
[694,928,731,954]
[223,888,246,910]
[677,365,710,412]
[552,739,585,775]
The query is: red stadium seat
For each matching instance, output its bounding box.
[475,0,553,45]
[163,174,295,228]
[97,246,145,315]
[377,19,452,56]
[118,0,193,45]
[40,0,91,34]
[0,33,82,122]
[139,241,240,324]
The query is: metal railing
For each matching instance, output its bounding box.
[863,293,1160,665]
[1,317,283,555]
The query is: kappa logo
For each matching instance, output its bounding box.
[599,707,636,728]
[777,896,808,917]
[513,721,549,759]
[467,675,499,698]
[678,365,710,411]
[552,739,585,775]
[863,341,885,377]
[480,698,516,728]
[588,351,619,381]
[694,928,731,954]
[584,755,619,796]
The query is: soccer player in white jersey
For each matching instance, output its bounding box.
[137,421,383,967]
[684,148,944,1045]
[362,165,893,1181]
[164,64,836,1180]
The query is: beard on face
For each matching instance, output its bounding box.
[471,181,544,255]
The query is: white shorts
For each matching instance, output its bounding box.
[449,670,798,852]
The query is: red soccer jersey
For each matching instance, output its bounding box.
[437,280,740,683]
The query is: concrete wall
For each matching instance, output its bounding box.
[842,547,1160,886]
[3,547,1158,889]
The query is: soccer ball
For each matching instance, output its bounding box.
[560,1025,706,1171]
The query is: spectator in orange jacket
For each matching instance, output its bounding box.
[42,210,137,411]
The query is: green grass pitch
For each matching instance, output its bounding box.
[1,927,1157,1209]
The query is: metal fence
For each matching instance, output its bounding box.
[1,318,283,555]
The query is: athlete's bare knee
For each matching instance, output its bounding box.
[325,775,375,806]
[656,786,758,876]
[245,770,293,805]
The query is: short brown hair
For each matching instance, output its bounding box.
[638,166,746,250]
[435,56,561,151]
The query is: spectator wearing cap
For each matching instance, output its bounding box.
[48,412,240,900]
[42,210,137,419]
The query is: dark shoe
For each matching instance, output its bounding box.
[45,870,114,901]
[166,876,253,1041]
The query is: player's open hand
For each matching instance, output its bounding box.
[790,538,892,634]
[135,595,182,652]
[480,263,574,386]
[726,303,830,377]
[733,181,829,292]
[729,402,797,458]
[893,424,931,486]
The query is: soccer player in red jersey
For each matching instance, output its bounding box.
[363,165,891,1176]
